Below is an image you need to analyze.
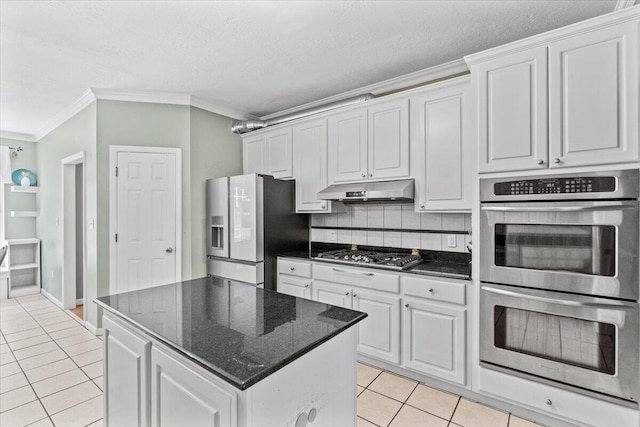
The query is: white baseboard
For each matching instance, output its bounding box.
[76,298,83,305]
[85,321,104,336]
[40,288,63,308]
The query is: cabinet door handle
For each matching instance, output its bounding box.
[290,267,295,271]
[353,294,358,298]
[321,204,326,209]
[405,303,409,308]
[546,399,553,406]
[368,173,373,177]
[553,158,561,164]
[332,268,374,277]
[420,204,425,209]
[537,159,544,165]
[305,284,309,288]
[429,288,435,293]
[361,173,366,178]
[345,291,350,296]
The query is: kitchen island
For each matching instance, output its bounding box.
[95,276,366,427]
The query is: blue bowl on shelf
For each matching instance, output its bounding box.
[11,169,37,186]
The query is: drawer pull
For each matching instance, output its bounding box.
[405,303,409,308]
[290,267,295,271]
[353,294,358,298]
[332,268,374,277]
[345,292,350,296]
[546,399,553,406]
[429,288,434,293]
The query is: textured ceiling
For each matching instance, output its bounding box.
[0,0,617,138]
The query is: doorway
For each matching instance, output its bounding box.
[108,146,182,295]
[61,151,86,317]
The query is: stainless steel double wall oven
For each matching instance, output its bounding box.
[479,169,640,405]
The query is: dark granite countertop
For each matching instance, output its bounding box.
[95,276,366,390]
[278,245,471,280]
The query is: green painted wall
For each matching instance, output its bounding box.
[36,103,98,326]
[189,106,243,277]
[18,100,241,328]
[1,138,38,239]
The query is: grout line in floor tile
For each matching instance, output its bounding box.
[402,401,454,424]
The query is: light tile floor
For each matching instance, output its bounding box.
[0,294,103,427]
[356,363,543,427]
[1,294,544,427]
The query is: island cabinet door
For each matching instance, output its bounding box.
[352,290,401,364]
[402,297,466,385]
[103,314,151,427]
[151,346,237,427]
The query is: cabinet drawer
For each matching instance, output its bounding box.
[402,276,466,305]
[278,259,312,278]
[314,264,399,293]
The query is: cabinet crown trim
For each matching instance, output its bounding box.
[465,7,640,66]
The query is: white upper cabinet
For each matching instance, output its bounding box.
[328,108,369,182]
[368,99,410,180]
[328,99,409,183]
[242,133,266,175]
[265,128,293,178]
[548,21,639,168]
[293,119,342,213]
[467,9,640,173]
[474,47,548,173]
[242,128,293,178]
[410,77,472,212]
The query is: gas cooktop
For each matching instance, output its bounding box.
[315,249,422,270]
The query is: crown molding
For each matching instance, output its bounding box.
[465,5,640,66]
[259,58,468,120]
[33,88,97,141]
[0,130,37,142]
[615,0,636,11]
[92,89,191,106]
[190,96,258,121]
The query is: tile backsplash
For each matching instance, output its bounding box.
[310,204,471,253]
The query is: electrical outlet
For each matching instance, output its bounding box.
[329,230,337,241]
[447,235,457,248]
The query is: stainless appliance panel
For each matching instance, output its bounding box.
[229,174,264,263]
[206,177,229,258]
[480,283,639,403]
[480,169,639,202]
[480,200,639,300]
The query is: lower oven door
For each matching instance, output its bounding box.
[480,283,639,403]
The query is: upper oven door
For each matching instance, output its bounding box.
[480,200,639,300]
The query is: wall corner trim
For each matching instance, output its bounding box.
[614,0,636,11]
[40,287,63,308]
[84,321,104,336]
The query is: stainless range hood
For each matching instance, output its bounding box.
[317,179,414,204]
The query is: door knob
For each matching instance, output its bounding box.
[166,247,174,253]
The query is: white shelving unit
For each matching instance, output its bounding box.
[5,239,41,298]
[9,186,39,217]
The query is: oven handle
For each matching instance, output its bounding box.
[483,286,637,310]
[481,203,636,213]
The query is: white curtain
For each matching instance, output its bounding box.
[0,146,11,183]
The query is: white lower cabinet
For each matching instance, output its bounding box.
[276,275,312,299]
[151,346,236,427]
[353,289,401,364]
[312,280,353,308]
[103,314,151,427]
[402,297,466,385]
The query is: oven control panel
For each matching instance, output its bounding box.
[494,176,616,195]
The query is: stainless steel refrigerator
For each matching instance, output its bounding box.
[205,174,308,290]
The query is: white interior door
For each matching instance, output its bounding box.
[114,150,178,294]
